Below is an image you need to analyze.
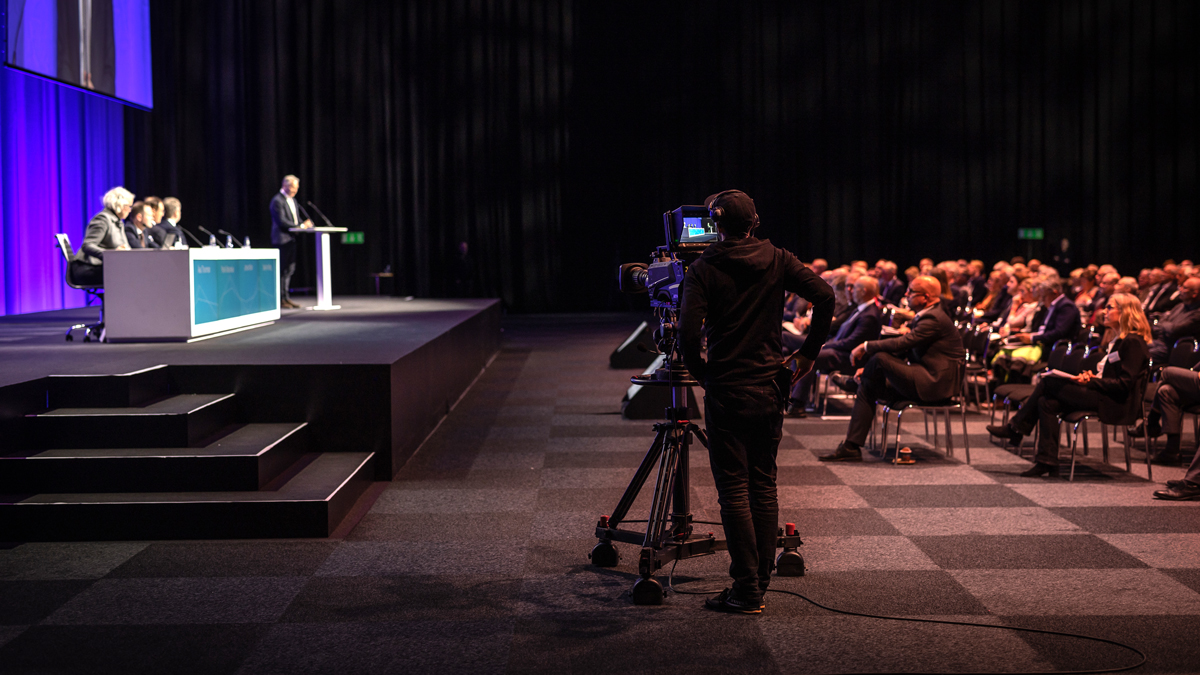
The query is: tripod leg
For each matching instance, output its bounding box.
[608,428,669,527]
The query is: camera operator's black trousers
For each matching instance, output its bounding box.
[1009,376,1106,467]
[704,384,783,602]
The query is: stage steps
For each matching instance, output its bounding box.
[0,366,374,541]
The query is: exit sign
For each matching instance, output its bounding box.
[1017,228,1044,240]
[340,231,365,245]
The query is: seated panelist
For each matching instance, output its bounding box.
[787,276,882,416]
[149,197,186,248]
[71,186,133,287]
[122,202,158,249]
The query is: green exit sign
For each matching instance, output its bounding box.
[340,231,365,245]
[1017,228,1044,240]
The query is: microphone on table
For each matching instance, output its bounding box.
[218,229,247,248]
[178,227,207,247]
[197,226,221,246]
[306,201,336,229]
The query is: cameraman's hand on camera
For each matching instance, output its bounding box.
[787,355,814,384]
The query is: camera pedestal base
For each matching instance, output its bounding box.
[589,393,805,605]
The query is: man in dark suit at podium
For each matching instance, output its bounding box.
[270,175,313,309]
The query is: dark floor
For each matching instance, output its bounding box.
[2,314,1199,674]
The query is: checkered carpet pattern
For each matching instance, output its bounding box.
[2,315,1199,674]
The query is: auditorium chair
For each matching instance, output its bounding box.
[1058,369,1152,481]
[54,233,104,342]
[873,359,971,464]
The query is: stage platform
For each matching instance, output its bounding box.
[0,298,501,540]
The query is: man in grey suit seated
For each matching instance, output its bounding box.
[1149,276,1200,363]
[819,275,966,462]
[72,186,133,287]
[787,276,882,417]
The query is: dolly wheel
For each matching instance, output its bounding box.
[589,541,620,568]
[776,550,805,577]
[631,577,664,605]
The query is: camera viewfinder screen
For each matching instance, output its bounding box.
[681,216,719,243]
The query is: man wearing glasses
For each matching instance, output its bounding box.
[820,276,965,462]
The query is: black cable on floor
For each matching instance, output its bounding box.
[666,559,1147,675]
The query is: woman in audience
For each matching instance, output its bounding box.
[987,293,1152,477]
[974,270,1011,324]
[995,278,1040,337]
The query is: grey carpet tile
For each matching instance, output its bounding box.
[235,621,513,675]
[0,580,93,624]
[470,452,546,471]
[775,465,844,485]
[949,569,1200,615]
[507,614,779,675]
[853,483,1040,508]
[877,506,1084,536]
[0,542,148,581]
[345,513,534,543]
[542,451,647,469]
[535,487,654,513]
[395,468,544,490]
[1000,615,1200,674]
[316,541,528,577]
[544,436,653,453]
[783,508,902,536]
[521,539,611,578]
[1162,568,1200,595]
[1095,533,1200,568]
[42,577,307,625]
[1051,506,1200,533]
[0,626,26,650]
[550,425,658,438]
[759,614,1050,674]
[1010,483,1193,507]
[372,487,537,514]
[765,570,992,616]
[279,575,523,623]
[0,625,272,675]
[908,534,1149,569]
[105,541,339,578]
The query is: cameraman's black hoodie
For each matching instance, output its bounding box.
[680,237,835,388]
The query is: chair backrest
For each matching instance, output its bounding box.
[1169,337,1200,369]
[1044,339,1071,371]
[1079,345,1106,373]
[54,233,73,263]
[1059,342,1089,375]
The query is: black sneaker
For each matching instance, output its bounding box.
[818,441,863,462]
[703,588,763,614]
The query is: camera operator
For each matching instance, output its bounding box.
[679,189,835,614]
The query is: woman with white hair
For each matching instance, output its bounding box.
[71,187,133,287]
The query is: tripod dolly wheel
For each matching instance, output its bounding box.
[775,549,805,577]
[631,577,664,605]
[589,541,620,568]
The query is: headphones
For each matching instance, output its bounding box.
[707,189,760,231]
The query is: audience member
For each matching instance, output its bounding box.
[818,276,965,462]
[1148,277,1200,363]
[987,293,1151,477]
[787,277,882,416]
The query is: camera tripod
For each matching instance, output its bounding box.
[588,366,806,605]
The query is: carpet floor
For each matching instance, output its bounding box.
[1,313,1198,674]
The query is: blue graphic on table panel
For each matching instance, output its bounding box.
[193,261,219,324]
[194,259,275,324]
[258,261,277,312]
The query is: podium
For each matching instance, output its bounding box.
[289,226,347,310]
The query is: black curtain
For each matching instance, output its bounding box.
[127,1,1198,312]
[125,0,570,307]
